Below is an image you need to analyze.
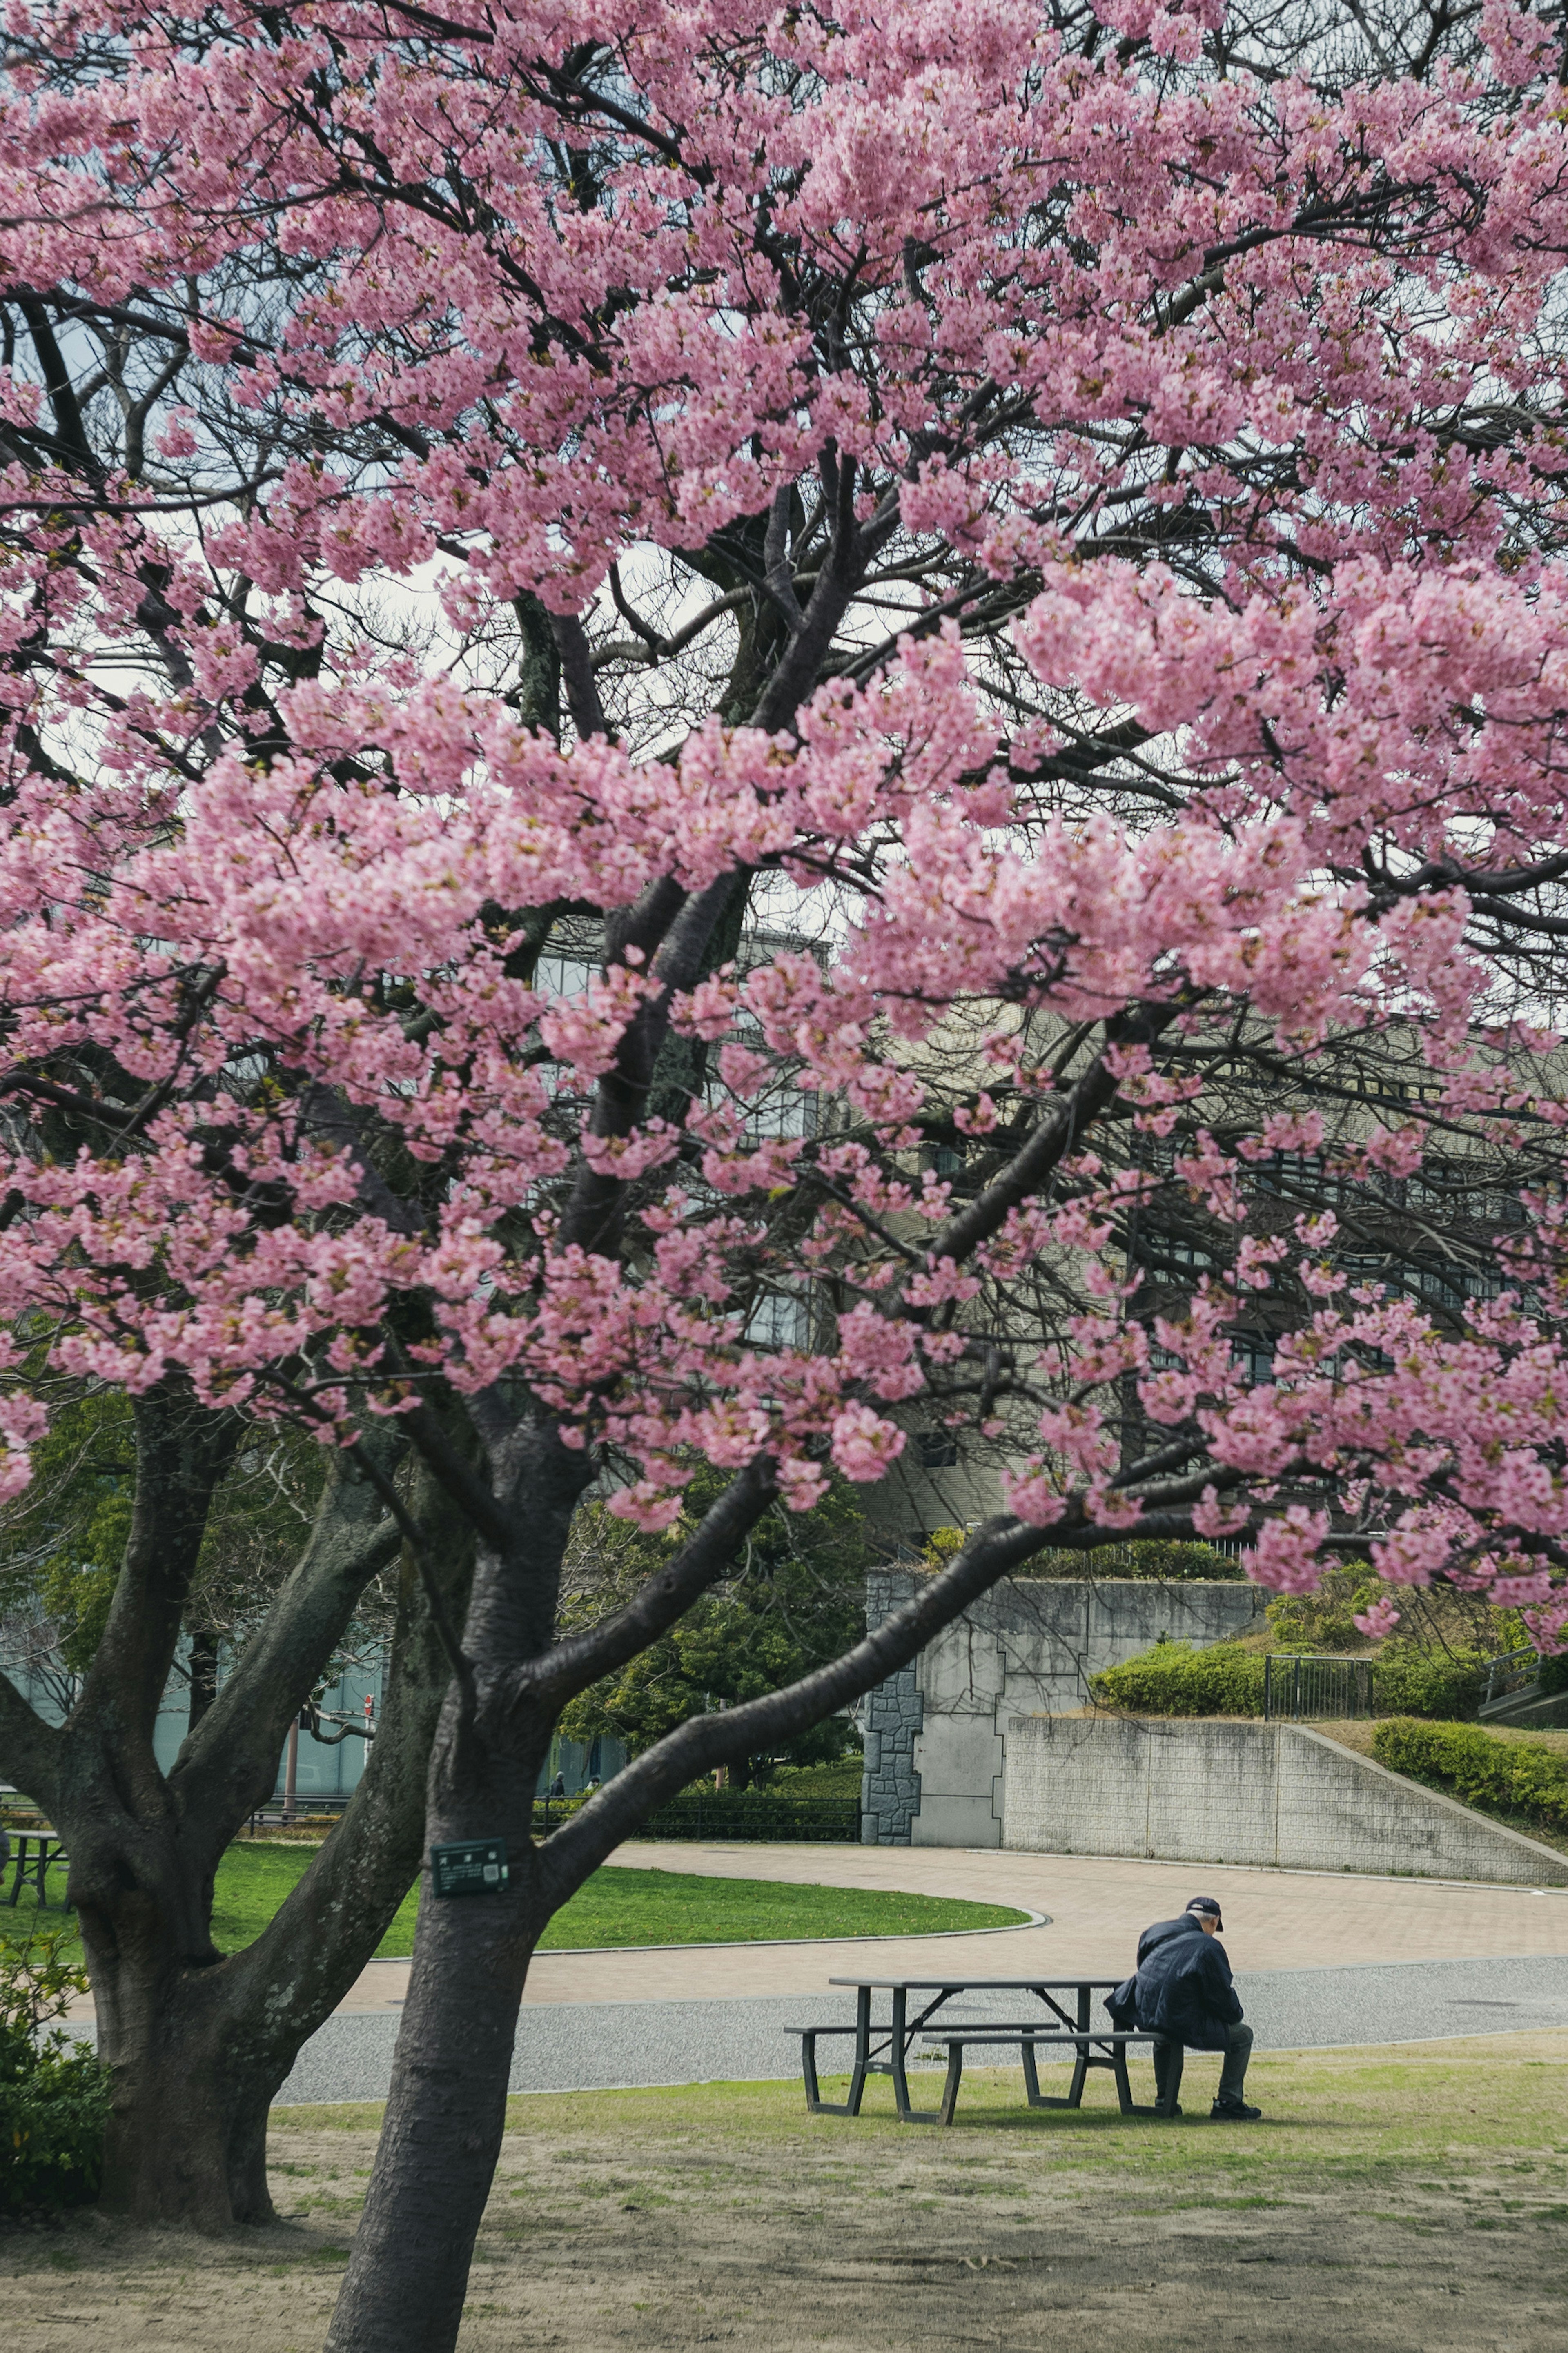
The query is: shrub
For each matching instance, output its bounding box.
[926,1532,1244,1582]
[1370,1641,1488,1723]
[1265,1567,1383,1652]
[636,1792,861,1842]
[0,1928,109,2212]
[1536,1651,1568,1698]
[530,1789,862,1841]
[1089,1639,1266,1717]
[1371,1719,1568,1838]
[1071,1540,1247,1583]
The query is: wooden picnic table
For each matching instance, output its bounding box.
[4,1829,69,1910]
[794,1976,1176,2126]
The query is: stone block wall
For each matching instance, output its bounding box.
[860,1570,924,1844]
[858,1572,1265,1847]
[1001,1715,1568,1886]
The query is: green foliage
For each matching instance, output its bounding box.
[1372,1719,1568,1837]
[1536,1651,1568,1697]
[0,1388,136,1674]
[0,1374,337,1697]
[1090,1631,1490,1721]
[0,1928,109,2211]
[630,1791,861,1841]
[1265,1565,1384,1654]
[1370,1641,1488,1722]
[557,1467,872,1785]
[921,1530,1243,1581]
[1089,1638,1267,1717]
[762,1756,865,1800]
[1266,1567,1522,1679]
[1093,1557,1505,1727]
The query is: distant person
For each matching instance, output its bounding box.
[1130,1894,1259,2121]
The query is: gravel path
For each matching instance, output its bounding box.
[272,1949,1568,2103]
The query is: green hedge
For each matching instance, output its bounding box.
[1369,1641,1488,1723]
[1089,1639,1267,1716]
[532,1792,861,1842]
[1091,1636,1491,1721]
[1371,1719,1568,1839]
[0,1931,109,2212]
[1031,1540,1245,1583]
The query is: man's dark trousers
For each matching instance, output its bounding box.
[1154,2020,1253,2106]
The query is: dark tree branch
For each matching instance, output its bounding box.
[75,1383,242,1757]
[927,1004,1180,1269]
[508,1454,776,1713]
[549,610,610,739]
[0,1670,63,1814]
[537,1479,1235,1902]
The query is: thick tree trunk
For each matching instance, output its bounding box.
[20,1416,483,2230]
[324,1734,552,2352]
[327,1427,591,2352]
[91,1941,282,2225]
[186,1623,220,1737]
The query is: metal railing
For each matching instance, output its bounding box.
[1263,1652,1374,1722]
[1479,1646,1540,1717]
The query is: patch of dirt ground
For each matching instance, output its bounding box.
[5,2034,1567,2353]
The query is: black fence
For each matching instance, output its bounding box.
[1263,1652,1374,1722]
[533,1794,862,1843]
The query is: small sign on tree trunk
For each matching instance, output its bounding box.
[430,1840,509,1898]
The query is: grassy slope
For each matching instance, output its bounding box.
[1318,1717,1568,1759]
[1,1848,1026,1961]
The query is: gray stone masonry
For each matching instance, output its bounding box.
[859,1573,1265,1849]
[1002,1714,1568,1886]
[861,1570,924,1844]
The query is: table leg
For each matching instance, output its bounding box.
[938,2046,964,2128]
[846,1983,870,2117]
[5,1837,22,1906]
[890,1987,913,2121]
[800,2031,824,2112]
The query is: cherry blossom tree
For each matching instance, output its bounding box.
[3,0,1568,2325]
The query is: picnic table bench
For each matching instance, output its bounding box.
[4,1829,69,1910]
[792,1977,1183,2127]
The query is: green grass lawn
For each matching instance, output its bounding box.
[1,1844,1027,1961]
[281,2032,1568,2189]
[13,2035,1567,2353]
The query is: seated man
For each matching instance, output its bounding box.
[1134,1894,1259,2121]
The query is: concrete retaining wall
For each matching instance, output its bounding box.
[860,1572,1265,1847]
[1002,1716,1568,1886]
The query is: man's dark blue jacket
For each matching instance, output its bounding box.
[1129,1914,1244,2052]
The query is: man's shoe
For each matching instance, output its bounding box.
[1210,2097,1261,2121]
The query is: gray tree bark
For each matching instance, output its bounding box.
[0,1389,479,2227]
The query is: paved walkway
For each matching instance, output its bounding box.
[331,1840,1568,2015]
